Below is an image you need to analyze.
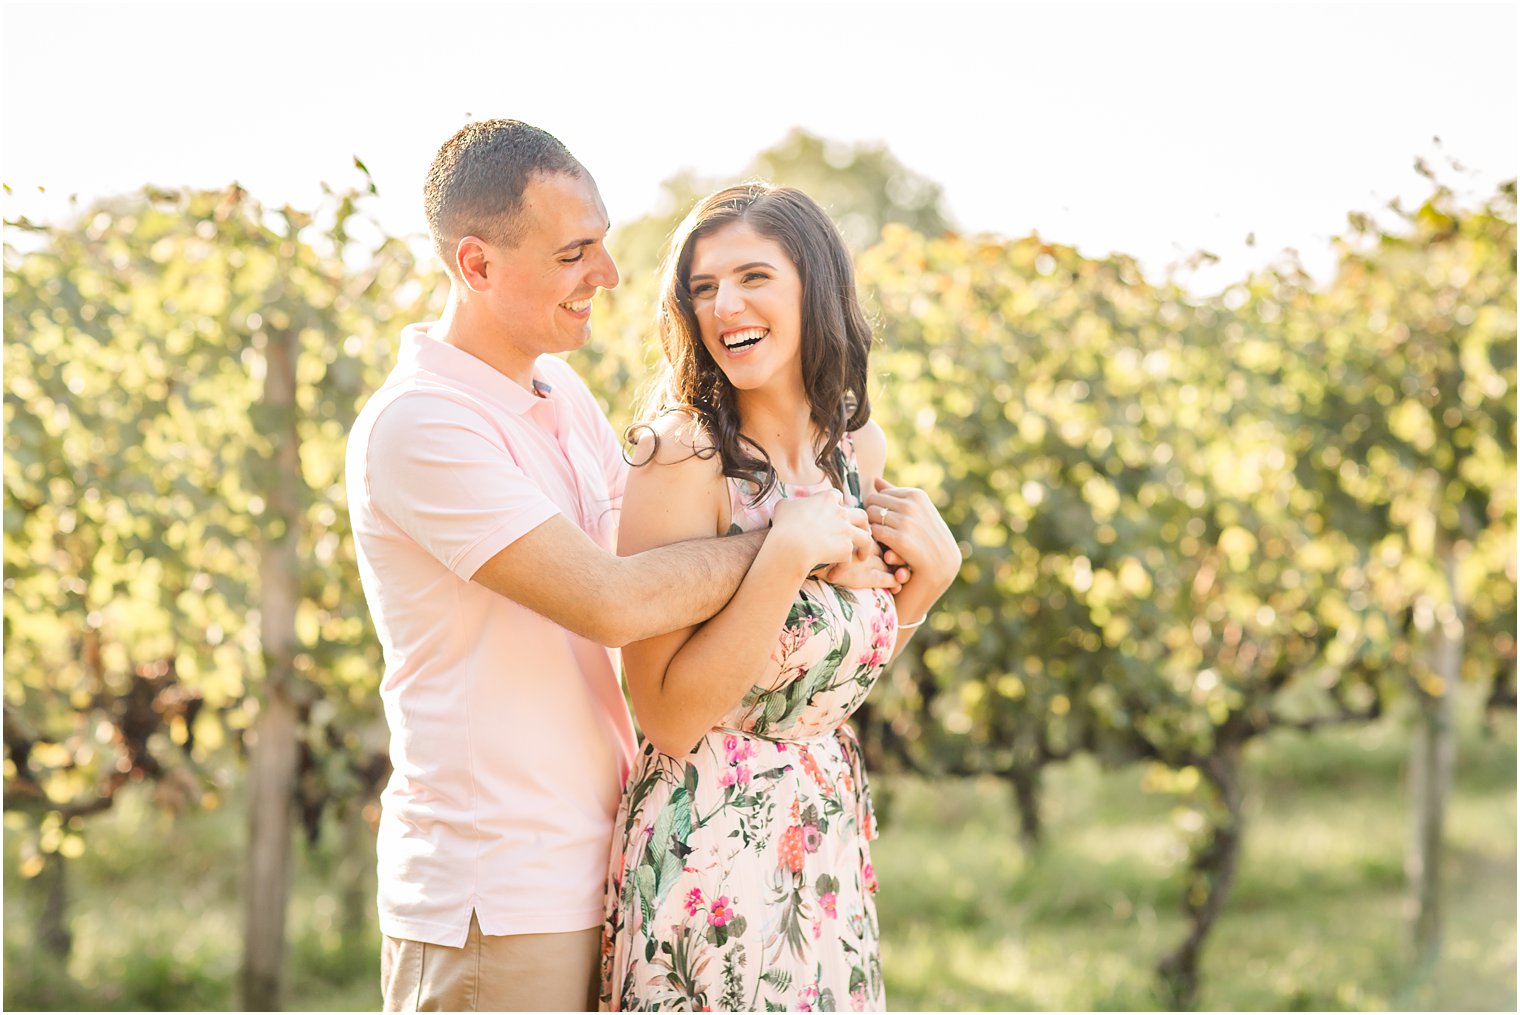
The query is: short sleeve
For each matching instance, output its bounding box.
[363,392,561,580]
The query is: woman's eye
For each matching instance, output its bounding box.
[560,253,584,265]
[691,283,716,298]
[743,272,768,284]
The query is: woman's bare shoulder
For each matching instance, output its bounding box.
[629,410,723,473]
[621,411,727,549]
[851,418,888,480]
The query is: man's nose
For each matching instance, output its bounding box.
[589,247,619,291]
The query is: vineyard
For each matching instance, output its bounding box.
[4,133,1515,1010]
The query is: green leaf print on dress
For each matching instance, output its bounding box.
[601,433,894,1012]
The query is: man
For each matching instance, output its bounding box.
[346,120,892,1011]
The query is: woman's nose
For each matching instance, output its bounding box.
[715,282,744,319]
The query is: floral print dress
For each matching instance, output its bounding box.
[601,437,896,1012]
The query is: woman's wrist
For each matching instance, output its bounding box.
[893,589,939,631]
[762,522,825,582]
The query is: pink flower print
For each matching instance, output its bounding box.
[776,623,807,660]
[726,737,756,766]
[851,986,868,1011]
[863,862,879,894]
[858,611,894,667]
[684,887,704,915]
[798,985,820,1011]
[721,763,754,789]
[812,918,822,940]
[708,896,733,927]
[803,823,823,853]
[820,891,838,918]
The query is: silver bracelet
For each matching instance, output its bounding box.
[897,614,929,630]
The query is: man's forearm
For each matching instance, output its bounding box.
[606,530,766,645]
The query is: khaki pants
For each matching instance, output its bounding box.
[381,913,601,1012]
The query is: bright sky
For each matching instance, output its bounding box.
[3,1,1516,292]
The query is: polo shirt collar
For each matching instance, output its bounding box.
[401,322,554,414]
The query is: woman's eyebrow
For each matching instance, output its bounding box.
[688,261,776,281]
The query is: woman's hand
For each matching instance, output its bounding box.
[863,477,961,612]
[822,540,906,592]
[770,487,875,576]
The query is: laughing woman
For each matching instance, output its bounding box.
[600,185,960,1012]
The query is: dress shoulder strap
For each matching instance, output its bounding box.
[837,431,865,508]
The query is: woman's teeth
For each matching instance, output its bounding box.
[561,298,592,312]
[723,328,767,350]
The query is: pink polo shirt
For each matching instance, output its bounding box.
[346,322,637,946]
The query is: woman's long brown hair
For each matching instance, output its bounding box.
[631,183,873,503]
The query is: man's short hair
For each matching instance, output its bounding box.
[423,119,585,270]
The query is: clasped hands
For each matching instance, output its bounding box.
[792,478,960,604]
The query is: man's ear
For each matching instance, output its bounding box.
[456,236,490,292]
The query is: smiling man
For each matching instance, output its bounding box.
[345,120,889,1012]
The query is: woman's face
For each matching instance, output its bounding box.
[686,220,805,396]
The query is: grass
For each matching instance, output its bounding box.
[4,709,1514,1012]
[872,708,1517,1011]
[4,792,382,1012]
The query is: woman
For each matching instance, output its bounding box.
[600,184,959,1012]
